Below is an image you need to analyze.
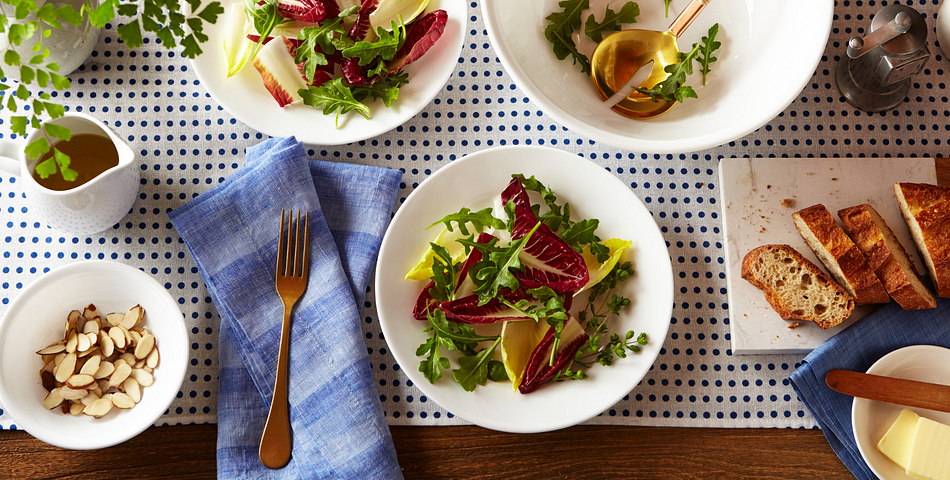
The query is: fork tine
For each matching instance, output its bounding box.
[285,209,295,277]
[276,209,286,278]
[301,212,309,278]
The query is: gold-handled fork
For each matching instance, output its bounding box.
[259,209,309,469]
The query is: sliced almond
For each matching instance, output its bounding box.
[146,346,160,369]
[94,360,115,380]
[99,331,115,357]
[130,368,153,387]
[82,318,100,335]
[77,344,99,358]
[122,378,141,403]
[76,331,91,352]
[129,329,142,347]
[66,374,96,389]
[65,330,78,354]
[53,352,66,367]
[79,355,102,376]
[69,402,84,416]
[134,334,155,360]
[36,340,66,355]
[119,352,136,365]
[83,303,99,319]
[109,362,132,388]
[106,312,124,327]
[111,392,135,409]
[80,391,100,406]
[64,310,81,339]
[120,305,144,330]
[54,353,77,383]
[82,397,112,417]
[97,379,110,393]
[60,385,87,400]
[41,389,64,410]
[40,370,56,391]
[109,327,127,350]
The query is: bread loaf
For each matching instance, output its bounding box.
[894,183,950,298]
[838,204,936,310]
[792,204,890,305]
[741,245,855,329]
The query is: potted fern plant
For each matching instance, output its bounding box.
[0,0,222,182]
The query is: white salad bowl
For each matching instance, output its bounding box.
[375,145,674,433]
[191,0,466,145]
[0,260,188,449]
[482,0,834,153]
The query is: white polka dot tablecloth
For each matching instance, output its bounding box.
[2,0,949,431]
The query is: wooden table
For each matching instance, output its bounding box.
[8,158,948,479]
[0,424,852,479]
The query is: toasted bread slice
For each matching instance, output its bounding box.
[838,204,936,310]
[894,183,950,298]
[792,204,890,305]
[741,245,855,329]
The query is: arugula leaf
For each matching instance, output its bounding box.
[427,207,505,236]
[487,360,508,382]
[352,72,408,108]
[664,0,672,17]
[698,23,721,86]
[453,337,502,392]
[544,0,591,76]
[584,1,639,43]
[633,43,701,103]
[468,220,539,305]
[299,78,372,126]
[342,21,406,66]
[295,9,350,82]
[427,242,459,303]
[416,334,450,383]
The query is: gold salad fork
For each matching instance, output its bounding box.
[259,210,309,469]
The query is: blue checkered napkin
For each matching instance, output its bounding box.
[168,137,404,479]
[789,299,950,480]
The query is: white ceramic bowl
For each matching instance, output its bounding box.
[852,345,950,480]
[0,260,188,449]
[482,0,833,153]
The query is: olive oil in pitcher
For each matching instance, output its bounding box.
[31,134,119,191]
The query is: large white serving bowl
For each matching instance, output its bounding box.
[482,0,833,153]
[0,260,188,449]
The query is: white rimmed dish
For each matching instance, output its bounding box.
[190,0,465,145]
[482,0,833,153]
[375,145,674,433]
[852,345,950,480]
[0,260,188,450]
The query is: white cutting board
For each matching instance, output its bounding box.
[719,158,937,355]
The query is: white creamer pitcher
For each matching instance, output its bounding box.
[0,113,139,235]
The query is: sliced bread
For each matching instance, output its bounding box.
[792,204,890,305]
[741,244,855,329]
[838,204,936,310]
[894,182,950,298]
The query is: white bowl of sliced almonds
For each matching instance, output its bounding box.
[0,260,187,449]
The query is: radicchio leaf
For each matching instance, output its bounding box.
[440,289,574,325]
[390,9,447,71]
[518,318,588,393]
[502,178,589,293]
[348,0,380,40]
[276,0,339,23]
[342,57,369,86]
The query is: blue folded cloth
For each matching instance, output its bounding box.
[168,137,404,479]
[789,299,950,480]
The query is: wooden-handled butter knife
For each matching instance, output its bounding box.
[825,369,950,413]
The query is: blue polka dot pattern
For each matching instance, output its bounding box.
[2,1,949,430]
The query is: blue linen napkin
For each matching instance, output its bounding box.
[168,136,404,479]
[789,299,950,480]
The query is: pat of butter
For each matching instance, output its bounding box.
[877,409,920,469]
[906,416,950,480]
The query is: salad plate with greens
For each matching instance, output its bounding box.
[190,0,464,145]
[375,146,673,433]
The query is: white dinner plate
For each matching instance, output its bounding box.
[852,345,950,480]
[190,0,465,145]
[375,145,674,433]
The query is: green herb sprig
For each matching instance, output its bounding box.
[584,1,639,43]
[633,23,721,102]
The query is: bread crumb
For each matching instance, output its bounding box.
[767,185,772,189]
[781,198,795,208]
[787,322,801,329]
[831,178,838,181]
[806,172,814,176]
